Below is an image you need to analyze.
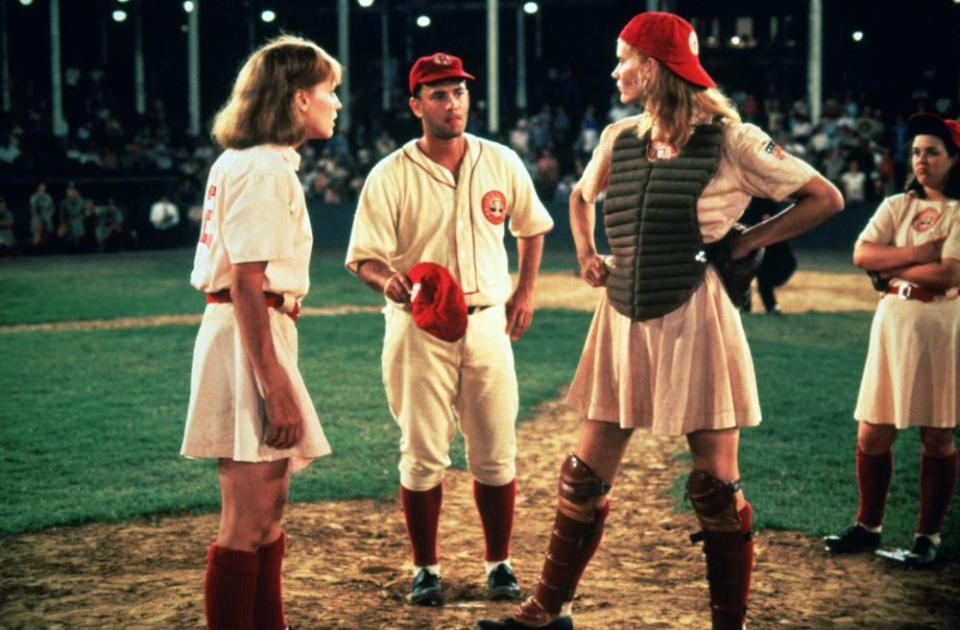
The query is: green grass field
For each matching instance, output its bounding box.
[0,250,955,560]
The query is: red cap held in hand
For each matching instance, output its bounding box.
[619,12,715,89]
[409,52,475,94]
[408,262,468,342]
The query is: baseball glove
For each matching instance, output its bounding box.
[705,224,764,309]
[866,270,890,292]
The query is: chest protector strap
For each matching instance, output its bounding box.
[602,122,723,321]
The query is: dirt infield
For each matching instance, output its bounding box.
[2,397,958,629]
[3,270,958,629]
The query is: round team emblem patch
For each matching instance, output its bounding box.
[433,53,452,66]
[912,207,941,233]
[481,190,507,225]
[689,31,699,56]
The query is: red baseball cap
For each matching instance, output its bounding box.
[409,52,475,94]
[619,12,715,89]
[908,113,960,153]
[408,262,468,342]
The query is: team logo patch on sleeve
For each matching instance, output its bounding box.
[763,140,787,160]
[911,207,941,233]
[481,190,507,225]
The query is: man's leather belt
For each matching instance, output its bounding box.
[467,304,492,315]
[206,289,300,321]
[887,283,946,303]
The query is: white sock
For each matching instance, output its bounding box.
[414,564,441,577]
[484,558,511,575]
[857,521,882,534]
[916,532,941,546]
[560,602,573,617]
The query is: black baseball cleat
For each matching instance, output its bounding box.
[487,563,522,601]
[475,616,574,630]
[410,568,444,606]
[824,524,881,553]
[875,535,939,569]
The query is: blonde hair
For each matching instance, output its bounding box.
[212,35,342,149]
[634,55,740,148]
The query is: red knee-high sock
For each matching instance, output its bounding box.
[855,447,893,528]
[205,544,259,630]
[918,451,959,535]
[253,532,286,630]
[400,484,443,567]
[473,479,516,562]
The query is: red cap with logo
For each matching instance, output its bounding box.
[908,113,960,153]
[408,262,468,342]
[618,12,715,89]
[409,52,475,94]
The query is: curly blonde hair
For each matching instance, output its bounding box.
[212,35,341,149]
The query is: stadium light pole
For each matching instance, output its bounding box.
[807,0,822,123]
[1,0,10,113]
[515,3,526,113]
[338,0,351,132]
[378,0,391,112]
[487,0,499,134]
[187,0,200,136]
[50,0,67,136]
[134,4,145,115]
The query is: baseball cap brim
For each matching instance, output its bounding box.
[908,113,960,152]
[662,59,715,88]
[415,69,475,89]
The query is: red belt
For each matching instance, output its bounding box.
[887,284,946,303]
[206,290,300,321]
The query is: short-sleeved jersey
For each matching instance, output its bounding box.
[190,145,313,299]
[345,133,554,306]
[858,192,960,274]
[30,192,54,213]
[578,114,817,243]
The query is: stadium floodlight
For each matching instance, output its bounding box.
[117,0,130,3]
[183,1,195,13]
[261,9,276,23]
[523,1,538,14]
[357,0,376,7]
[852,30,864,42]
[730,35,741,46]
[416,14,431,28]
[112,9,127,22]
[18,0,34,7]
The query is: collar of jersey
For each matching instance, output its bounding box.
[401,133,479,188]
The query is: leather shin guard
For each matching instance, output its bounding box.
[917,451,959,536]
[687,470,752,630]
[855,447,893,528]
[515,454,610,625]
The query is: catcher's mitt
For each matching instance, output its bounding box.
[866,271,890,292]
[705,224,764,308]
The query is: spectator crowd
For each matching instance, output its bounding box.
[1,63,957,256]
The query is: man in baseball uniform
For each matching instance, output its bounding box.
[346,52,554,606]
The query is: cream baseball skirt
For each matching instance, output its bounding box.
[181,303,331,471]
[566,267,762,436]
[854,294,960,429]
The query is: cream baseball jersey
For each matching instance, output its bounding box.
[578,114,817,243]
[190,145,313,298]
[859,194,960,271]
[345,133,554,305]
